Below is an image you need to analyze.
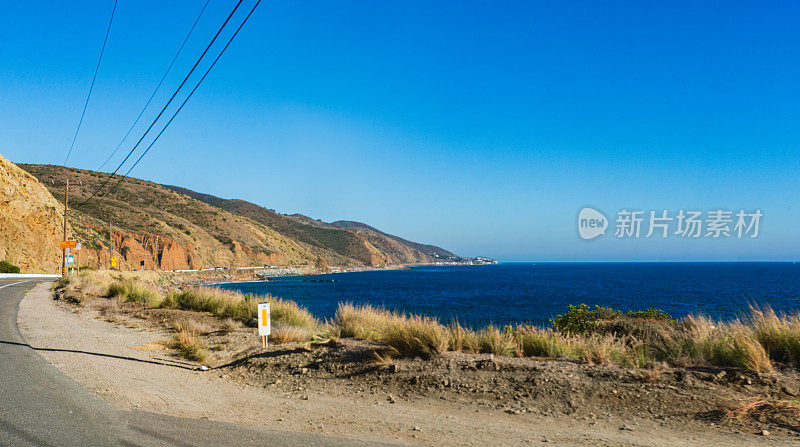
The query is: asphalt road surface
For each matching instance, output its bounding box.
[0,278,386,447]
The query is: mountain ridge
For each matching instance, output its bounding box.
[16,163,466,271]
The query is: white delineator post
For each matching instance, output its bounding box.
[258,302,270,348]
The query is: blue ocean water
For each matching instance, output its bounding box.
[217,263,800,328]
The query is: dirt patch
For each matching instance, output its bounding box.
[20,283,800,446]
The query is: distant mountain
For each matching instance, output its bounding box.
[165,186,463,265]
[330,221,466,263]
[18,163,463,270]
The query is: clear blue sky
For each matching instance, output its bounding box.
[1,1,798,261]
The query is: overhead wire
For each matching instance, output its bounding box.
[93,0,262,207]
[64,0,118,165]
[79,0,244,206]
[97,0,212,171]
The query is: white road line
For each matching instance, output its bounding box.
[0,281,28,289]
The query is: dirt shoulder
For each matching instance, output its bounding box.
[18,283,799,446]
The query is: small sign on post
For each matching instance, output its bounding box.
[257,302,270,348]
[60,240,77,249]
[111,256,117,268]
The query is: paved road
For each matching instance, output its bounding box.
[0,279,385,446]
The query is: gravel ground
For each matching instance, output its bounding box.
[18,283,799,446]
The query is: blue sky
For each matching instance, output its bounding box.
[1,1,798,261]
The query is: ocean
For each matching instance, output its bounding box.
[216,262,800,328]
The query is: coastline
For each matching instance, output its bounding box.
[186,261,494,287]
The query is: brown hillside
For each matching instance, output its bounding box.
[21,164,315,270]
[20,164,463,270]
[0,155,64,273]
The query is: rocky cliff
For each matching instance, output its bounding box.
[0,155,64,273]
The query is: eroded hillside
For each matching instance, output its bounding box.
[19,163,463,271]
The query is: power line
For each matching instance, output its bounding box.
[80,0,244,206]
[98,0,211,171]
[64,0,118,165]
[94,0,262,206]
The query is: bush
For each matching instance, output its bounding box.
[0,261,20,274]
[552,304,674,336]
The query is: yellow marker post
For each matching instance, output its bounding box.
[257,303,270,348]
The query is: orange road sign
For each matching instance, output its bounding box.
[60,241,77,249]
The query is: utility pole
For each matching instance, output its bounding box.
[108,219,114,270]
[61,179,69,277]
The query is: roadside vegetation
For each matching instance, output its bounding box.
[0,260,20,273]
[52,271,800,373]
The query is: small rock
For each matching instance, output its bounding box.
[387,394,397,404]
[199,365,209,371]
[246,318,258,328]
[761,429,770,436]
[619,425,634,431]
[412,426,421,431]
[388,364,400,373]
[782,385,799,397]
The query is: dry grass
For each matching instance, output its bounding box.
[678,316,773,373]
[167,318,214,336]
[107,280,164,308]
[54,271,800,373]
[382,315,450,359]
[218,318,239,334]
[724,400,800,431]
[270,298,318,330]
[162,287,319,332]
[371,349,396,371]
[334,303,394,340]
[448,322,480,353]
[270,324,311,344]
[748,306,800,366]
[479,326,516,356]
[170,329,206,362]
[161,287,258,321]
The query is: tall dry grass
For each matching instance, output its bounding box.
[55,271,800,373]
[107,280,164,308]
[748,306,800,366]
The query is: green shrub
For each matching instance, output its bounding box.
[0,261,20,274]
[552,304,674,336]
